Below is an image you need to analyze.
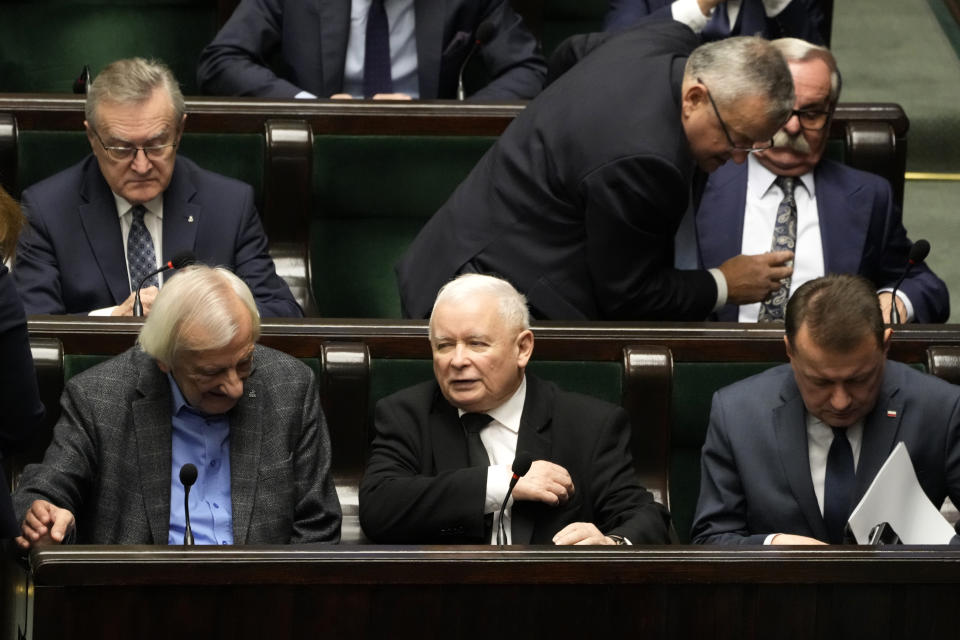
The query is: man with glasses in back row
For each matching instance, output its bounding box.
[397,22,797,322]
[696,38,949,323]
[14,58,301,318]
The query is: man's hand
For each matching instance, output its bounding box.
[111,286,159,316]
[719,251,794,305]
[553,522,616,545]
[878,291,908,323]
[16,500,75,550]
[696,0,724,17]
[512,460,575,506]
[770,533,827,545]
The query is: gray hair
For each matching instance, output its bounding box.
[0,185,24,261]
[138,265,260,366]
[685,36,795,123]
[770,37,842,105]
[85,58,186,131]
[429,274,530,341]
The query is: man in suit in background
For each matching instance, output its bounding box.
[691,274,960,545]
[197,0,546,100]
[398,25,796,321]
[14,57,301,318]
[697,38,949,323]
[604,0,824,44]
[14,265,341,548]
[360,274,672,544]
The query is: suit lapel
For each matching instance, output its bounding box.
[77,161,132,304]
[773,375,829,540]
[430,390,469,472]
[319,0,350,96]
[132,353,174,544]
[511,376,554,544]
[161,161,200,262]
[229,364,263,544]
[854,370,903,501]
[734,0,766,36]
[816,161,870,276]
[415,0,443,99]
[697,162,747,271]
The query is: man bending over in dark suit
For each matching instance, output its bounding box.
[692,274,960,545]
[14,265,341,548]
[697,38,948,323]
[360,273,672,544]
[14,58,302,318]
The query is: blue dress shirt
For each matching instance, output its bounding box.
[167,374,234,545]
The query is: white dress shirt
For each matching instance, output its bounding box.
[670,0,794,32]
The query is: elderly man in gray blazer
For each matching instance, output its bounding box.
[14,265,341,547]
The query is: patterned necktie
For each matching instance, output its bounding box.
[757,176,797,323]
[700,2,731,41]
[823,427,855,544]
[363,0,393,98]
[461,413,492,468]
[127,205,158,291]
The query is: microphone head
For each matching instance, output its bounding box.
[170,251,196,269]
[512,452,534,476]
[476,21,496,46]
[179,463,198,488]
[909,239,930,263]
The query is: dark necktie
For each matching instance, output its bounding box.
[363,0,393,98]
[127,205,158,291]
[757,176,797,323]
[461,413,492,467]
[823,427,855,544]
[700,2,730,41]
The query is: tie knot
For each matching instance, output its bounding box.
[775,176,797,196]
[461,413,491,434]
[831,427,849,441]
[131,205,147,222]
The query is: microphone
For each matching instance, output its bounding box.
[456,21,497,101]
[132,250,195,317]
[496,452,534,546]
[179,463,198,546]
[888,239,930,325]
[72,65,91,95]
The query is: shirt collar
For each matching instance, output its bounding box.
[746,153,815,201]
[166,371,193,417]
[114,193,164,220]
[457,375,527,435]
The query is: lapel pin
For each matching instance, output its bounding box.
[248,390,257,398]
[187,215,194,223]
[886,410,898,418]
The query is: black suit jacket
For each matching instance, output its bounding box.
[359,374,672,544]
[14,155,301,317]
[396,21,718,320]
[197,0,546,100]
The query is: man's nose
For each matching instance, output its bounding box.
[130,148,152,173]
[451,343,469,367]
[783,112,802,136]
[829,385,852,411]
[220,368,244,400]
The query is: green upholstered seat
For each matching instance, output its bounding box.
[0,2,217,95]
[311,135,496,318]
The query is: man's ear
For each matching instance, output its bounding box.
[681,82,707,117]
[84,120,96,150]
[881,327,893,356]
[516,329,534,368]
[783,335,794,360]
[156,359,171,374]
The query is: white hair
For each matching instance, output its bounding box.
[429,274,530,341]
[138,265,260,366]
[85,57,185,131]
[770,37,842,105]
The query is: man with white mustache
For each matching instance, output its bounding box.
[696,37,949,323]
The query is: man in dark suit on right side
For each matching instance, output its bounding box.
[398,23,798,321]
[692,274,960,545]
[697,38,949,324]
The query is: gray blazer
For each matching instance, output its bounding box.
[13,345,341,544]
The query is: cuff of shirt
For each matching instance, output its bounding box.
[294,90,318,99]
[671,0,712,31]
[878,287,915,322]
[709,267,728,312]
[762,0,794,17]
[486,465,513,515]
[764,533,778,545]
[89,306,118,316]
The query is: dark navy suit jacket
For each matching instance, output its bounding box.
[604,0,825,43]
[14,155,301,317]
[197,0,546,99]
[697,158,949,323]
[691,362,960,544]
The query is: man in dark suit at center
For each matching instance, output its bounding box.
[692,274,960,545]
[360,273,673,544]
[14,58,301,318]
[397,24,798,321]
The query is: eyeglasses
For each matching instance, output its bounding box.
[788,108,832,131]
[92,129,178,162]
[698,78,773,152]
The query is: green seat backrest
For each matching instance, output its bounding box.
[311,135,496,318]
[63,353,321,383]
[178,133,265,209]
[541,0,608,56]
[18,132,91,195]
[0,3,217,94]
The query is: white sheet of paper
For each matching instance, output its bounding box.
[847,442,955,544]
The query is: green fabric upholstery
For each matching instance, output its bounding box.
[311,135,496,317]
[0,3,217,94]
[541,0,608,56]
[63,354,110,381]
[17,131,91,195]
